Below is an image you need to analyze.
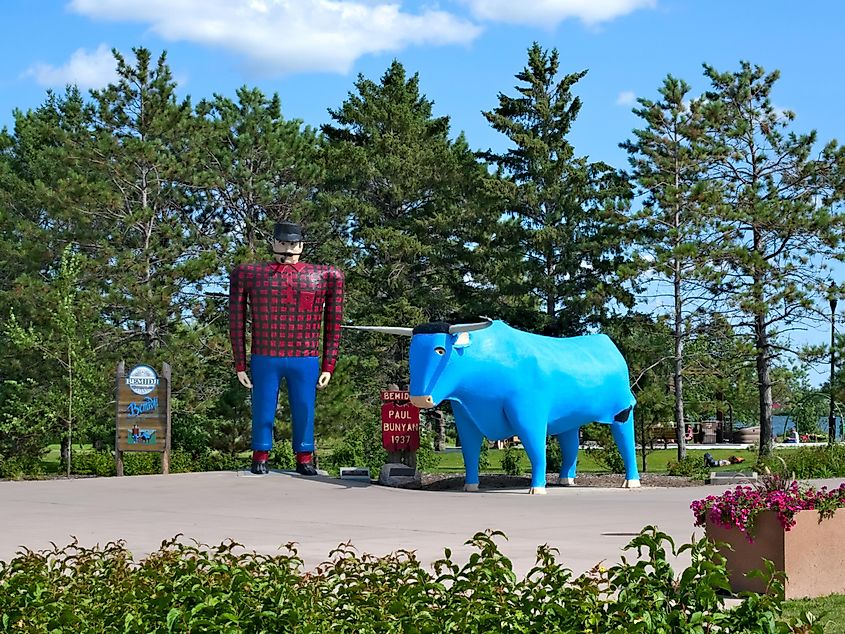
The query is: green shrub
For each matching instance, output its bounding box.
[667,455,710,479]
[167,449,195,474]
[584,424,625,474]
[71,450,116,476]
[762,445,845,479]
[68,449,250,477]
[546,435,561,473]
[0,527,810,633]
[479,438,490,471]
[197,451,249,472]
[501,445,524,476]
[331,417,389,477]
[0,455,43,480]
[321,442,356,476]
[123,451,160,475]
[416,422,441,471]
[269,441,296,471]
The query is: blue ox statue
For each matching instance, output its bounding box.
[346,319,640,494]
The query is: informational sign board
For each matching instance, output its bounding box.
[115,361,172,475]
[380,390,420,452]
[381,402,420,451]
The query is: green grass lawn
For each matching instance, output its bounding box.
[41,443,757,476]
[782,594,845,632]
[430,446,756,474]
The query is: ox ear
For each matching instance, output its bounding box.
[452,332,472,348]
[342,325,413,336]
[448,318,493,334]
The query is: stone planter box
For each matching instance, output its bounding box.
[705,509,845,599]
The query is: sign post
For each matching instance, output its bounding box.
[380,390,420,470]
[115,361,172,475]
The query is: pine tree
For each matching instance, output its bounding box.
[322,60,493,387]
[700,62,845,456]
[195,87,324,261]
[480,43,632,336]
[82,48,217,354]
[621,75,721,460]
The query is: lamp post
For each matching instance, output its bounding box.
[829,284,838,445]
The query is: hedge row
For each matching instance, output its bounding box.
[0,527,817,633]
[0,443,297,480]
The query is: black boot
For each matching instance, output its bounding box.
[250,460,269,475]
[295,462,317,476]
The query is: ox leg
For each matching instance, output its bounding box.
[505,404,548,494]
[452,404,483,492]
[557,428,580,486]
[609,412,641,488]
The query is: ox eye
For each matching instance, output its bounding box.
[434,347,446,356]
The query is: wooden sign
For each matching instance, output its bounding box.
[115,361,172,475]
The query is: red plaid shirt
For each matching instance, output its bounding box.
[228,261,344,374]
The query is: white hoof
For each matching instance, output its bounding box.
[622,479,641,488]
[558,477,575,486]
[529,487,547,495]
[464,483,479,492]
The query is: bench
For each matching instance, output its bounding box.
[649,426,678,449]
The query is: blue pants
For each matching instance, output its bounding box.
[251,355,319,453]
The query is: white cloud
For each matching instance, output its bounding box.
[24,43,117,89]
[68,0,483,75]
[616,90,636,106]
[461,0,656,27]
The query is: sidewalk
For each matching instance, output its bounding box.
[2,472,844,577]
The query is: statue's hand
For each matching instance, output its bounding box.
[237,371,253,389]
[317,372,332,389]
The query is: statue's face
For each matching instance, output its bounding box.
[272,240,304,257]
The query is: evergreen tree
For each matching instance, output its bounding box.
[700,62,845,457]
[80,48,217,355]
[683,314,760,434]
[321,60,492,387]
[622,76,721,460]
[480,43,632,336]
[195,87,324,261]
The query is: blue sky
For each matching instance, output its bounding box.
[1,0,843,383]
[2,1,843,169]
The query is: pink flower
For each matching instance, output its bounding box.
[691,480,844,541]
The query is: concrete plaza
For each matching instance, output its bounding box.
[2,472,843,576]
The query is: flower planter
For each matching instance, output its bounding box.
[705,508,845,599]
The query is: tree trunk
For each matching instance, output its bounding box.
[752,227,774,457]
[673,253,687,461]
[756,315,774,457]
[60,435,70,472]
[430,409,446,451]
[67,347,72,478]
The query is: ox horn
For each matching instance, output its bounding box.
[448,318,493,334]
[342,325,414,337]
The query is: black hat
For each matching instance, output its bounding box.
[273,221,311,243]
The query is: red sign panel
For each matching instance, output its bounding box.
[381,401,420,451]
[381,390,410,402]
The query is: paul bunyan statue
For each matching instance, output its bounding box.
[229,221,344,475]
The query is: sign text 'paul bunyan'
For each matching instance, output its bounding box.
[380,390,420,452]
